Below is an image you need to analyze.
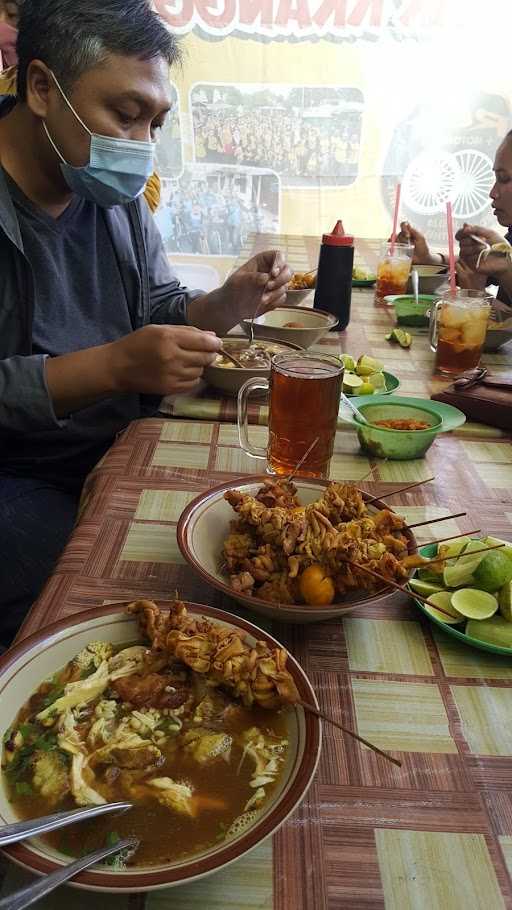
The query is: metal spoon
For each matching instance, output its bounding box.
[0,837,139,910]
[411,268,419,305]
[0,802,132,847]
[341,392,370,425]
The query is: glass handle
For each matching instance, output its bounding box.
[429,300,442,353]
[238,378,269,459]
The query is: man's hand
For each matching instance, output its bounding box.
[391,221,441,266]
[225,250,292,318]
[110,325,222,395]
[455,259,488,291]
[45,325,221,418]
[456,223,508,275]
[187,250,292,335]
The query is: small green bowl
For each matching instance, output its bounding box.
[353,401,443,460]
[384,294,439,328]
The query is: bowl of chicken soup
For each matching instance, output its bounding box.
[0,601,321,892]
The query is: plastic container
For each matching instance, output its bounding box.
[384,294,439,328]
[313,220,354,331]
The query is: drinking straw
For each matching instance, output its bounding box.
[390,183,401,255]
[446,201,457,297]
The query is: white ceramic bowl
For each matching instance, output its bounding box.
[178,477,417,624]
[242,307,338,349]
[406,265,449,295]
[203,336,300,397]
[0,604,321,892]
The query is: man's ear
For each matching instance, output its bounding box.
[25,59,54,118]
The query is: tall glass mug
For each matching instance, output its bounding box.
[238,352,344,479]
[374,242,414,304]
[429,290,491,375]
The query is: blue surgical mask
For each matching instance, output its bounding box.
[43,71,155,208]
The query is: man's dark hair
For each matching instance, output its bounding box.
[16,0,180,101]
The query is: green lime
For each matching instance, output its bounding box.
[358,383,375,395]
[425,592,461,625]
[466,616,512,648]
[473,550,512,593]
[356,354,384,377]
[368,372,386,391]
[342,372,363,394]
[451,588,498,620]
[341,354,356,372]
[409,579,444,597]
[498,580,512,621]
[484,537,512,563]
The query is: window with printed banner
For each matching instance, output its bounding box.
[153,0,512,277]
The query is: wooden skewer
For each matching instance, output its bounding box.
[285,437,320,483]
[365,476,435,505]
[419,529,481,549]
[297,700,401,768]
[219,347,244,368]
[357,460,387,484]
[405,511,467,530]
[427,542,505,565]
[341,558,455,620]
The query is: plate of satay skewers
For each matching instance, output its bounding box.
[177,472,465,624]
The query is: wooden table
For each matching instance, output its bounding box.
[3,290,512,910]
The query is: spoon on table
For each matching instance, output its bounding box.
[340,392,370,425]
[411,268,419,305]
[0,837,139,910]
[0,801,132,847]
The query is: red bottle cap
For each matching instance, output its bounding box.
[322,220,354,246]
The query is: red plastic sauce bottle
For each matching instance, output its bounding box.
[313,220,354,331]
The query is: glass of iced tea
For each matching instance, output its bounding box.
[429,290,491,375]
[374,242,414,305]
[238,352,344,478]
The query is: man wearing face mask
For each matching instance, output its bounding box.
[0,0,291,646]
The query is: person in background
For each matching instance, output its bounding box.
[0,0,291,646]
[395,131,512,307]
[0,0,19,68]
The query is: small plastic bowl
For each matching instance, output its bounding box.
[384,294,439,328]
[354,402,443,460]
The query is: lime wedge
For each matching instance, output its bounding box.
[425,592,461,625]
[418,566,443,584]
[437,538,471,560]
[498,580,512,621]
[341,354,356,372]
[473,550,512,593]
[466,616,512,648]
[358,383,375,395]
[368,372,386,391]
[451,588,498,620]
[342,372,363,393]
[356,355,384,377]
[409,579,444,597]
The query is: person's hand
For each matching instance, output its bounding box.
[456,223,509,275]
[222,250,292,321]
[455,259,488,291]
[390,221,438,265]
[110,325,222,396]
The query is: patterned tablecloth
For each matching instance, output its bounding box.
[3,290,512,910]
